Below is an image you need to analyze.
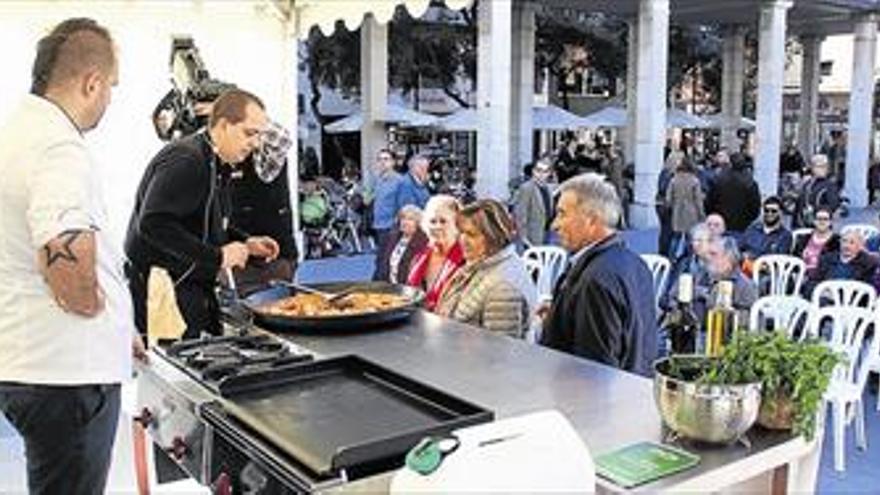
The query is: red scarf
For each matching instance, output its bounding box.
[406,241,465,311]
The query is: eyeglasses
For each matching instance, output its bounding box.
[763,208,780,214]
[815,216,831,222]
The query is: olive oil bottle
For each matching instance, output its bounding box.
[705,280,736,357]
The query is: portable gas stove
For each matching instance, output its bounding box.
[135,328,492,494]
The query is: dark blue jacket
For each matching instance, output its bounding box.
[397,173,430,210]
[541,235,657,376]
[739,222,793,259]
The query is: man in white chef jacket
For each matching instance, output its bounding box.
[0,18,144,495]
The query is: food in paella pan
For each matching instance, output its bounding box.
[260,292,410,317]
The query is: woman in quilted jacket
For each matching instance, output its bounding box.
[435,199,537,338]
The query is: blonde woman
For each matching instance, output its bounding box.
[406,195,464,310]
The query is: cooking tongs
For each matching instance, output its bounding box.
[269,279,357,306]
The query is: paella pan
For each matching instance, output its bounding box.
[243,281,425,332]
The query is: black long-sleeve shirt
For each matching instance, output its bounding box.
[125,133,246,286]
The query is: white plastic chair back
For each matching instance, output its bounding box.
[810,280,876,309]
[824,307,877,387]
[522,246,568,302]
[751,255,806,297]
[748,295,813,341]
[640,254,671,309]
[841,224,880,243]
[790,228,813,254]
[817,305,877,471]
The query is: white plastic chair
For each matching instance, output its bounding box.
[810,280,877,309]
[814,306,878,471]
[791,228,813,254]
[841,224,880,243]
[522,246,568,303]
[748,295,813,341]
[640,254,671,310]
[751,255,806,297]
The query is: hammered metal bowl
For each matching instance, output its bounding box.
[653,356,763,444]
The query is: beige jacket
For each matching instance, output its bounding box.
[436,246,537,338]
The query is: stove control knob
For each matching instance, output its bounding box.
[166,436,188,461]
[133,407,154,428]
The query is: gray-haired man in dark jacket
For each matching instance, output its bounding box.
[540,173,657,376]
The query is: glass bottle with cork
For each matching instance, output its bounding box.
[705,280,737,357]
[663,273,701,354]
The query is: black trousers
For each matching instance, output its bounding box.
[0,383,121,495]
[125,261,149,337]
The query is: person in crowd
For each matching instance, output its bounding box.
[513,157,553,247]
[398,153,431,209]
[706,150,761,237]
[780,141,806,175]
[407,195,465,311]
[666,155,705,259]
[554,138,578,182]
[655,151,680,257]
[794,154,840,228]
[702,148,729,192]
[869,160,880,205]
[792,208,839,275]
[540,173,656,376]
[436,199,537,338]
[125,89,279,339]
[373,205,428,283]
[0,18,145,494]
[821,130,847,187]
[803,230,879,297]
[705,213,727,238]
[602,144,626,203]
[574,143,602,174]
[739,196,793,262]
[661,222,716,312]
[691,236,759,325]
[371,148,404,259]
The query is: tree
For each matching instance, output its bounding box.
[305,22,360,123]
[667,25,722,112]
[534,8,627,109]
[388,2,476,109]
[304,0,475,122]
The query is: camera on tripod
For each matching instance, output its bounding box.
[152,36,236,141]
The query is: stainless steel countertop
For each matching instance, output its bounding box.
[270,311,811,493]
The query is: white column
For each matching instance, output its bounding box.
[721,25,746,151]
[624,19,638,164]
[283,10,302,261]
[476,0,513,200]
[754,0,792,197]
[845,15,877,207]
[799,34,823,159]
[360,14,388,186]
[510,1,535,172]
[631,0,669,228]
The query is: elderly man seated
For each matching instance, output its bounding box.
[803,230,879,297]
[661,222,715,313]
[691,236,758,326]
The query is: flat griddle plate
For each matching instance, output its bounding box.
[215,355,493,477]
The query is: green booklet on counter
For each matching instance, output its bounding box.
[595,441,700,488]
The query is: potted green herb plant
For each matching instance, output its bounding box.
[701,331,843,440]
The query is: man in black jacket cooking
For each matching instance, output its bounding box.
[125,89,279,339]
